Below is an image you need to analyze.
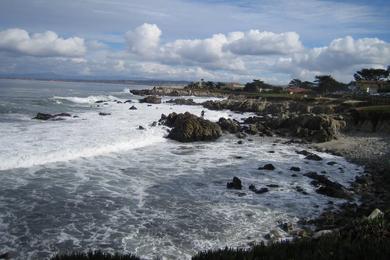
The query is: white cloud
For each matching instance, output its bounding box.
[276,36,390,81]
[125,24,304,72]
[224,30,303,55]
[125,23,161,57]
[0,28,86,57]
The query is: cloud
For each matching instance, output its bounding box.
[276,35,390,81]
[125,24,304,72]
[224,30,303,55]
[0,28,86,57]
[125,23,161,57]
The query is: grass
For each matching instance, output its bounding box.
[356,105,390,112]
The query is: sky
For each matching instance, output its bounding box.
[0,0,389,84]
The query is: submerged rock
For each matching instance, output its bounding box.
[290,166,301,172]
[305,154,323,161]
[227,177,242,190]
[249,184,269,194]
[139,96,161,104]
[304,172,351,199]
[99,112,111,116]
[33,112,72,120]
[159,112,222,142]
[258,164,275,170]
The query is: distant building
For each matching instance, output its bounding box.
[286,87,311,94]
[356,80,389,94]
[223,82,244,90]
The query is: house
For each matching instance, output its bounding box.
[223,82,244,90]
[356,80,389,94]
[286,87,311,94]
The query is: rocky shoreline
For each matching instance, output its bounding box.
[132,88,390,243]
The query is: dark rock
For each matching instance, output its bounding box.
[227,177,242,190]
[116,101,123,104]
[327,161,337,166]
[290,166,301,172]
[296,150,311,156]
[95,100,105,103]
[151,121,157,127]
[255,187,269,194]
[33,113,54,120]
[237,192,246,197]
[295,186,308,195]
[124,100,132,103]
[237,140,243,144]
[258,164,275,170]
[304,172,351,199]
[33,112,72,120]
[138,125,145,130]
[139,96,161,104]
[129,106,138,110]
[249,184,269,194]
[99,112,111,116]
[267,184,279,188]
[166,98,197,105]
[305,154,323,161]
[160,112,222,142]
[268,151,275,153]
[236,132,247,139]
[291,174,298,177]
[218,117,240,133]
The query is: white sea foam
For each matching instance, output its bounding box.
[52,95,121,104]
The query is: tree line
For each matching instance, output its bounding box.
[186,67,390,94]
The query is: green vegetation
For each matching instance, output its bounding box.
[193,218,390,260]
[356,105,390,112]
[243,79,283,92]
[354,68,390,81]
[314,75,347,94]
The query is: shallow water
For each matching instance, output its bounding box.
[0,79,363,259]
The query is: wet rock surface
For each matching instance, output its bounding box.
[139,96,162,104]
[227,177,242,190]
[159,112,222,142]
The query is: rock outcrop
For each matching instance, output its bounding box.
[33,112,72,120]
[139,96,162,104]
[227,177,242,189]
[304,172,351,199]
[159,112,222,142]
[217,118,240,133]
[166,98,197,105]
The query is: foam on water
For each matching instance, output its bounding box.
[0,89,364,260]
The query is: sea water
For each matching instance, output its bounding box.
[0,79,363,259]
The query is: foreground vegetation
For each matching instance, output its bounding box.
[52,217,390,260]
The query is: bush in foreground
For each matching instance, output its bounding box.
[193,218,390,260]
[51,251,140,260]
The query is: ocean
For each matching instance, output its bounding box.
[0,79,363,259]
